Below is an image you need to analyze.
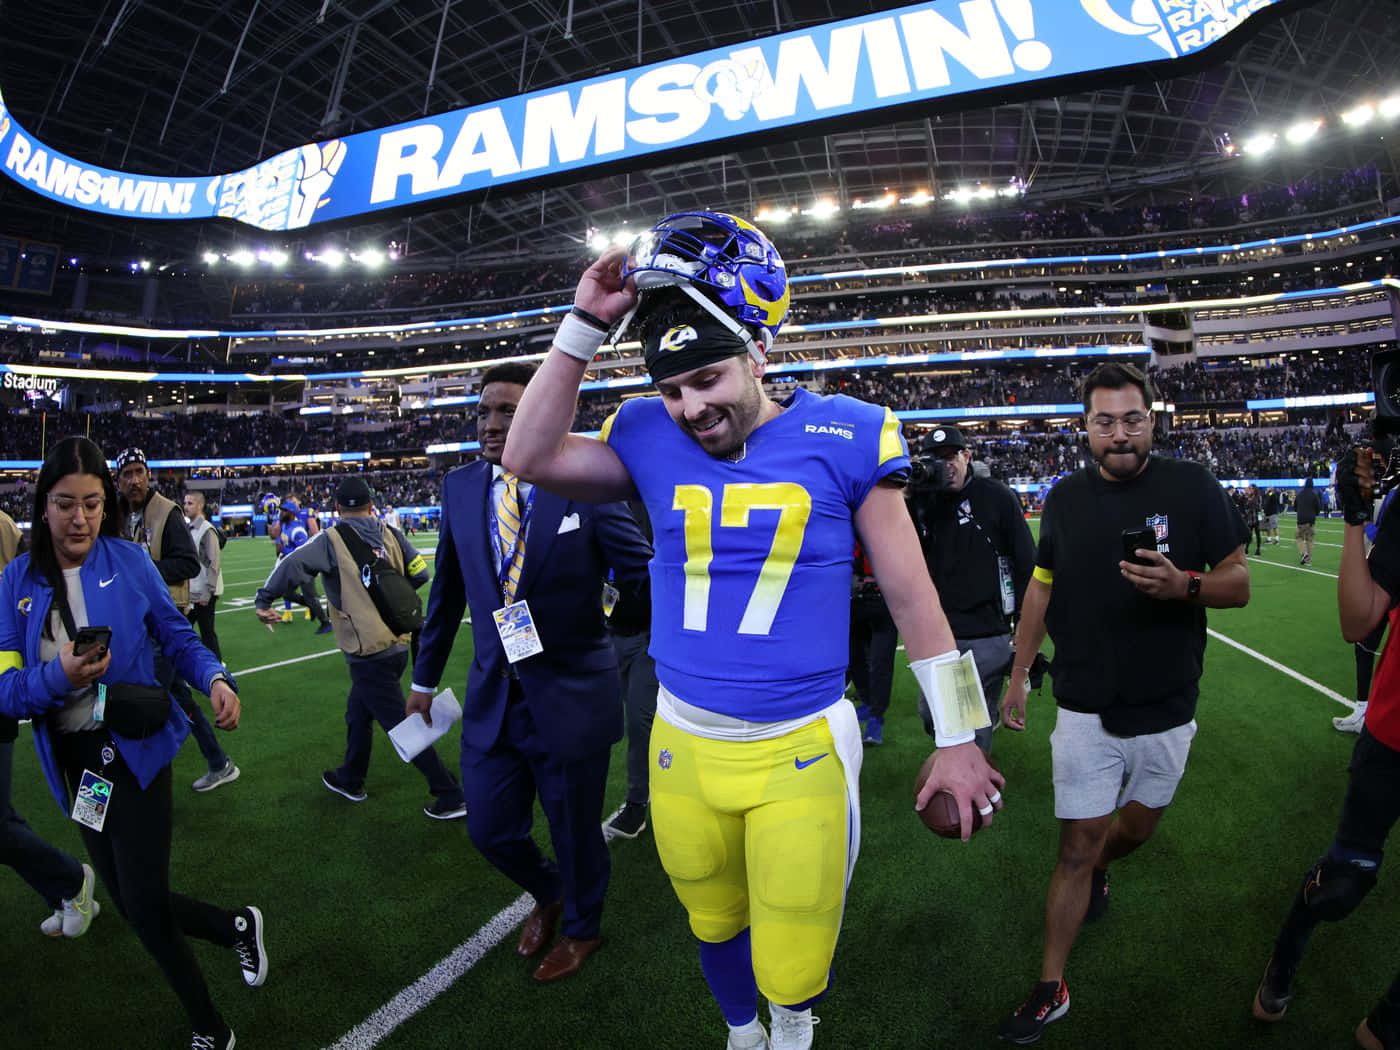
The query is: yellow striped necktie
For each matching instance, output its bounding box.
[496,471,526,602]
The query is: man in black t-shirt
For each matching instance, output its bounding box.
[994,363,1251,1045]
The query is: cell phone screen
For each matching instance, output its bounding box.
[73,627,112,657]
[1121,528,1156,566]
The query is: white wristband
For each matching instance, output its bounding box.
[554,311,608,362]
[910,649,991,748]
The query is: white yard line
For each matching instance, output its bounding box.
[1207,628,1353,709]
[325,894,535,1050]
[1247,556,1338,580]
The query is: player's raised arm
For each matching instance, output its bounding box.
[505,249,638,503]
[855,480,1004,840]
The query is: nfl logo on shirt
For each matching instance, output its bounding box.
[657,748,674,771]
[1148,515,1169,543]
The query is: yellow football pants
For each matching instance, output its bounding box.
[649,714,854,1005]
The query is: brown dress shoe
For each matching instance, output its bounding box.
[532,935,602,982]
[516,899,563,957]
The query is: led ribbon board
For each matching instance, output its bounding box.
[0,0,1284,231]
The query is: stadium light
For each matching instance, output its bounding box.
[230,249,255,267]
[804,199,840,220]
[320,249,345,269]
[588,231,610,252]
[201,251,219,266]
[1285,119,1322,145]
[1342,103,1375,127]
[1243,132,1277,156]
[1381,95,1400,119]
[357,249,385,269]
[947,187,974,204]
[974,186,996,201]
[899,190,932,206]
[610,229,633,247]
[139,260,152,271]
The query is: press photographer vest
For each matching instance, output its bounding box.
[325,522,410,657]
[142,492,190,612]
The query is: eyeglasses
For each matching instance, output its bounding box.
[1088,412,1150,436]
[47,494,105,517]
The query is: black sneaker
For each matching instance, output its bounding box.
[998,979,1069,1044]
[424,796,467,820]
[191,1027,234,1050]
[1252,953,1296,1022]
[602,801,647,841]
[1084,868,1109,923]
[232,906,268,988]
[321,770,367,802]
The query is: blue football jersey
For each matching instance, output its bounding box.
[603,387,909,721]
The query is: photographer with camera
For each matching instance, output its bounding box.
[910,427,1035,755]
[1251,437,1400,1048]
[996,364,1250,1044]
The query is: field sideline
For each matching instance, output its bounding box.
[2,516,1397,1050]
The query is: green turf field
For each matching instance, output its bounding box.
[2,516,1397,1049]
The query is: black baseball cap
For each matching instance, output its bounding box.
[335,477,373,509]
[920,427,967,454]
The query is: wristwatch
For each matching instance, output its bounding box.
[1185,571,1202,600]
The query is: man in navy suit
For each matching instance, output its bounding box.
[408,361,652,983]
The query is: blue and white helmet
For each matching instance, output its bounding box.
[621,211,790,357]
[259,493,281,518]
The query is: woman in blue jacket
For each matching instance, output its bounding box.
[0,438,264,1050]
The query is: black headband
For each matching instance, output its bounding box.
[644,318,751,382]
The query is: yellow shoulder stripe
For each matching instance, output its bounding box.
[0,650,22,674]
[1032,566,1055,586]
[599,409,620,445]
[877,407,905,467]
[406,555,427,576]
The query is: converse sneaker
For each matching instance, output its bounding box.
[726,1019,769,1050]
[193,761,240,793]
[190,1027,234,1050]
[1084,868,1109,923]
[1252,953,1297,1022]
[769,1003,818,1050]
[321,770,367,802]
[232,906,267,987]
[603,802,647,841]
[998,979,1070,1044]
[1334,704,1368,734]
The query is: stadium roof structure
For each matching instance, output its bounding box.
[0,0,1397,269]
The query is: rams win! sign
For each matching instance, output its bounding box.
[0,0,1283,232]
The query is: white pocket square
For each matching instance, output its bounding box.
[557,513,581,534]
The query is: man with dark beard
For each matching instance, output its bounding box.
[994,363,1251,1045]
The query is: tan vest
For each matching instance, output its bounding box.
[325,522,410,657]
[0,509,20,574]
[142,491,190,612]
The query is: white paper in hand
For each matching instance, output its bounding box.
[388,689,462,762]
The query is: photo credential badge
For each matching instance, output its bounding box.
[71,769,113,832]
[493,600,545,663]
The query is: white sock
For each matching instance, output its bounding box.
[769,1003,810,1023]
[728,1016,766,1045]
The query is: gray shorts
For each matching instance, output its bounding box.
[1265,514,1278,530]
[1050,707,1197,820]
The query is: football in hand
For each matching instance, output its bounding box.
[915,752,1000,839]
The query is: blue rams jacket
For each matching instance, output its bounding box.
[0,536,228,812]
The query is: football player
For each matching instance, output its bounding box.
[272,497,332,634]
[505,212,1002,1050]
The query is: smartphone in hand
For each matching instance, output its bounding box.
[1121,527,1157,566]
[72,626,112,659]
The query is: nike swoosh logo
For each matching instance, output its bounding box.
[794,753,829,770]
[99,576,118,588]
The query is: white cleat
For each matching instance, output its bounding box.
[726,1019,769,1049]
[1333,704,1367,734]
[769,1003,818,1050]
